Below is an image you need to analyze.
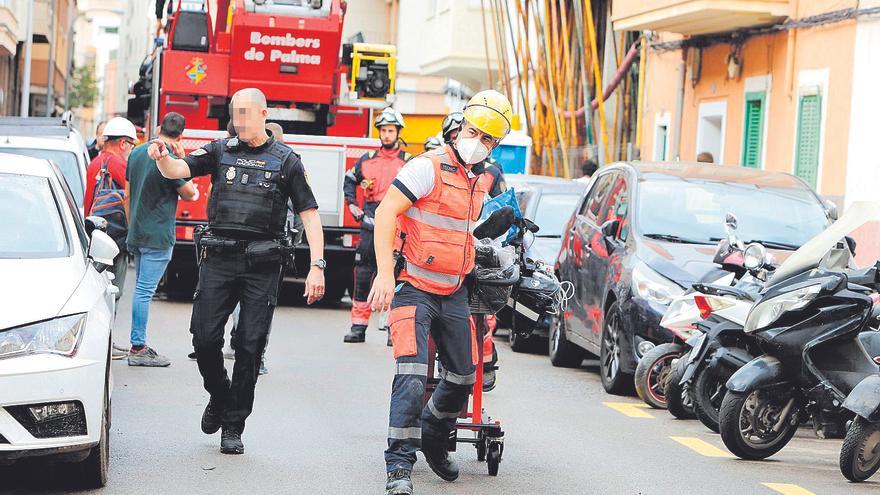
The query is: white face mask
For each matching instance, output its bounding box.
[455,137,491,165]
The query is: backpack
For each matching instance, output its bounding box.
[90,157,128,250]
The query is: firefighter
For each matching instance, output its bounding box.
[147,88,326,455]
[440,111,507,392]
[423,135,442,152]
[368,90,513,494]
[342,107,411,344]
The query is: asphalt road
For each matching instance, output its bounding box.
[2,285,878,494]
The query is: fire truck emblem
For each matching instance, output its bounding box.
[185,57,208,85]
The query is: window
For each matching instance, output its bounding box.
[579,173,614,222]
[0,174,69,259]
[794,92,822,189]
[1,148,83,205]
[533,193,582,238]
[741,92,765,168]
[598,175,629,240]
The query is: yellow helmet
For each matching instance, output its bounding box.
[462,90,513,139]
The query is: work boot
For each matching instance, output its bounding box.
[259,360,269,376]
[483,367,497,392]
[127,346,171,367]
[421,437,459,481]
[387,332,393,347]
[343,328,366,343]
[385,468,413,495]
[220,425,244,455]
[201,396,223,435]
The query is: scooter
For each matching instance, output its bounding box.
[634,214,745,412]
[717,202,880,470]
[660,241,774,431]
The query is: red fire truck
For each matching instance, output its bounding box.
[129,0,397,301]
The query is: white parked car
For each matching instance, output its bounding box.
[0,114,91,213]
[0,154,118,488]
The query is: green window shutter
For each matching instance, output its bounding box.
[794,93,822,189]
[741,92,765,168]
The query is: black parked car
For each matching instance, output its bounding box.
[551,162,831,394]
[503,174,587,351]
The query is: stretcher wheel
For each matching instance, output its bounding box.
[476,437,487,461]
[487,442,501,476]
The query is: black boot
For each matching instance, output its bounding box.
[220,425,245,454]
[201,396,223,434]
[343,328,366,343]
[385,468,413,495]
[421,437,459,481]
[387,332,393,347]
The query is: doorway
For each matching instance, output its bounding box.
[696,101,727,164]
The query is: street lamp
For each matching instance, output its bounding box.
[63,7,124,113]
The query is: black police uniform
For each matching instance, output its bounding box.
[184,135,317,432]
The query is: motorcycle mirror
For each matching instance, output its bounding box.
[522,217,540,233]
[725,212,738,231]
[474,206,515,240]
[825,200,839,221]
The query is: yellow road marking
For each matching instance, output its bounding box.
[670,436,733,457]
[602,402,654,418]
[762,483,816,495]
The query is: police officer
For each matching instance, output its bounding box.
[368,90,514,494]
[342,107,410,344]
[147,88,326,455]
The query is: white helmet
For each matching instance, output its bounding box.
[102,117,138,140]
[374,107,405,129]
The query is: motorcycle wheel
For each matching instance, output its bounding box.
[693,365,728,433]
[839,416,880,482]
[719,390,798,460]
[634,343,684,409]
[664,363,696,420]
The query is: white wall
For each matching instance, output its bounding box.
[112,0,152,116]
[844,9,880,207]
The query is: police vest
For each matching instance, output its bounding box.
[395,145,490,295]
[207,138,292,238]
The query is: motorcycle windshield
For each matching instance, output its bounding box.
[770,201,880,283]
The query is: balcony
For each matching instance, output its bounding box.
[0,5,18,56]
[399,1,498,89]
[612,0,789,36]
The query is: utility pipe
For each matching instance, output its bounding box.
[635,36,647,152]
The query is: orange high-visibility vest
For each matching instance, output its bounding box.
[395,145,490,295]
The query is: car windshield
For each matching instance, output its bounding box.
[0,173,69,258]
[533,193,582,237]
[1,148,83,206]
[636,178,827,247]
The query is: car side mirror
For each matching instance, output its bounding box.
[601,219,620,252]
[88,230,119,272]
[85,216,108,237]
[825,200,839,221]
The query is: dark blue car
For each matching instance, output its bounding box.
[551,162,830,394]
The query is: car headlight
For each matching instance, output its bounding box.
[0,314,87,359]
[743,284,821,333]
[633,262,684,305]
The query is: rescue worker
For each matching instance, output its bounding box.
[342,107,411,344]
[368,90,513,494]
[147,88,326,455]
[423,135,442,152]
[440,111,507,392]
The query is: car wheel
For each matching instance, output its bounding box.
[634,343,684,409]
[599,302,633,395]
[79,378,110,488]
[548,315,585,368]
[509,330,536,353]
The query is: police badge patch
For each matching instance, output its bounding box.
[226,166,237,181]
[189,148,208,157]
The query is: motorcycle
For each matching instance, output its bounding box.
[660,239,775,430]
[717,201,880,475]
[634,214,744,412]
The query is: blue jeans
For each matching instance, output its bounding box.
[130,246,174,347]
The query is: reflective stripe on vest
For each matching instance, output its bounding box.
[396,145,489,295]
[404,207,473,233]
